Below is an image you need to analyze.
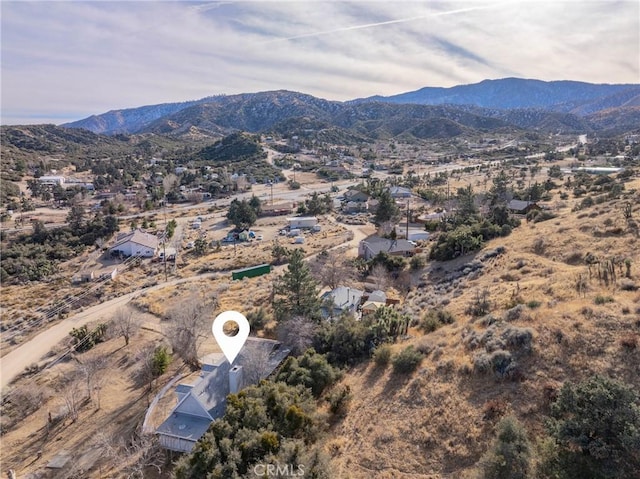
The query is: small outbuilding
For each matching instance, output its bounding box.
[507,200,539,215]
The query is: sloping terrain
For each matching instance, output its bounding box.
[325,176,640,478]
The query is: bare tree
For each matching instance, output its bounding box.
[62,380,83,422]
[3,383,49,430]
[277,316,317,356]
[94,430,164,479]
[121,432,165,479]
[112,307,142,346]
[162,173,179,203]
[78,353,109,409]
[370,264,391,291]
[239,345,273,384]
[166,291,216,370]
[312,248,354,290]
[394,270,413,296]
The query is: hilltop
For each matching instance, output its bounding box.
[61,79,640,140]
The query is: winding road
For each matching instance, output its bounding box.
[0,218,369,390]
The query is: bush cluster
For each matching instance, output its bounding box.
[392,346,424,374]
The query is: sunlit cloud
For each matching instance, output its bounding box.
[1,0,638,124]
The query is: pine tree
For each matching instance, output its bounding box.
[273,249,320,321]
[374,190,399,226]
[479,416,531,479]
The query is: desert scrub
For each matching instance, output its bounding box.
[594,295,614,305]
[419,308,455,333]
[373,344,392,367]
[392,346,423,374]
[473,349,519,379]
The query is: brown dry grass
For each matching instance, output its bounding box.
[0,325,173,478]
[324,176,640,478]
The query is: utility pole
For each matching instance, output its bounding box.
[163,198,168,282]
[406,198,410,239]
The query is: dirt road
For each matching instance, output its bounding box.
[0,273,218,389]
[1,218,370,390]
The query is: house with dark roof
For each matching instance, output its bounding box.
[109,229,159,258]
[507,200,539,214]
[358,235,416,260]
[156,338,289,453]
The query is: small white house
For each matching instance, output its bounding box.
[287,217,318,229]
[38,175,65,186]
[110,229,159,258]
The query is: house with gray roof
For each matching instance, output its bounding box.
[389,186,413,199]
[321,286,364,318]
[343,190,370,203]
[156,338,290,453]
[358,235,416,261]
[109,229,159,258]
[507,200,539,214]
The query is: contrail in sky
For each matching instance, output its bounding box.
[263,3,507,44]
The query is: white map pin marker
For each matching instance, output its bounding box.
[212,310,250,364]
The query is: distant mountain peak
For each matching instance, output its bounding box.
[62,78,640,139]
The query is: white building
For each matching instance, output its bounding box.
[287,217,318,229]
[109,229,159,257]
[37,176,65,186]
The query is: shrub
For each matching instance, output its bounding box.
[546,376,640,478]
[467,289,491,317]
[620,279,638,291]
[415,338,435,356]
[392,346,423,374]
[69,323,108,353]
[152,345,171,377]
[579,196,595,209]
[420,315,441,333]
[478,416,532,479]
[526,300,542,309]
[527,209,556,223]
[503,326,534,353]
[327,385,352,416]
[620,334,638,350]
[532,238,546,255]
[504,304,526,322]
[474,350,518,379]
[276,349,341,397]
[246,308,268,330]
[482,398,508,421]
[419,309,455,333]
[594,295,614,305]
[373,344,392,367]
[410,255,426,271]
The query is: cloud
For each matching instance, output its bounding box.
[1,0,638,124]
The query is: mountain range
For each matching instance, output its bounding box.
[63,78,640,140]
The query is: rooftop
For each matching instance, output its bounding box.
[111,229,159,250]
[361,235,416,256]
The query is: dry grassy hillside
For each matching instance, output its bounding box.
[325,177,640,478]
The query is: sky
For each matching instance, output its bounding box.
[1,0,639,125]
